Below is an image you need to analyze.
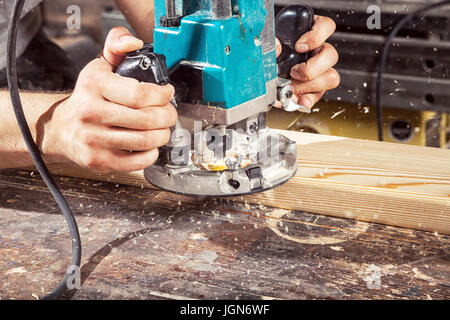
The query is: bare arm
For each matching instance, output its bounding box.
[114,0,155,42]
[0,28,176,172]
[0,90,70,169]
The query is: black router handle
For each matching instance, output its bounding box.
[276,4,314,78]
[116,43,171,86]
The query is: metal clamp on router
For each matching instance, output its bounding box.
[117,0,314,197]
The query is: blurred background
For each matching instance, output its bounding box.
[41,0,450,148]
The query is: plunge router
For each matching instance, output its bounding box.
[117,1,314,197]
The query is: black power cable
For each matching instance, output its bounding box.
[7,0,82,299]
[376,0,450,141]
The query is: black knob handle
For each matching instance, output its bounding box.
[116,43,171,86]
[276,4,314,78]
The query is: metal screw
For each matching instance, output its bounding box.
[140,56,152,70]
[225,45,231,55]
[228,179,240,190]
[249,123,259,133]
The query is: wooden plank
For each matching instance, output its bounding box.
[44,130,450,234]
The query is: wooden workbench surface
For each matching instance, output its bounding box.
[0,169,448,300]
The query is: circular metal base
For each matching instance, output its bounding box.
[144,131,298,198]
[144,167,297,198]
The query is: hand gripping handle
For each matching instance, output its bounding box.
[116,44,171,86]
[276,4,314,78]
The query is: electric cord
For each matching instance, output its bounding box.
[376,0,450,141]
[7,0,82,300]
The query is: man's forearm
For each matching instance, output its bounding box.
[114,0,155,42]
[0,90,70,169]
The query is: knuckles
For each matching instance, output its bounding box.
[166,104,178,126]
[140,103,178,129]
[301,16,337,51]
[80,130,98,147]
[323,16,337,33]
[314,16,337,35]
[128,82,150,108]
[298,43,339,82]
[75,63,108,99]
[140,133,156,150]
[301,65,315,82]
[329,69,341,89]
[108,26,129,39]
[129,149,160,171]
[78,102,100,123]
[116,148,160,172]
[127,83,173,108]
[142,129,171,150]
[326,43,339,65]
[307,36,323,50]
[78,71,98,91]
[77,130,108,170]
[81,150,106,171]
[143,148,160,167]
[149,83,174,105]
[160,128,172,146]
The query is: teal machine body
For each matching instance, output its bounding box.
[115,0,309,197]
[153,0,278,112]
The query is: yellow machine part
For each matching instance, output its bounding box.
[268,101,449,149]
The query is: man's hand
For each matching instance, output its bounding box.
[43,27,177,173]
[276,15,340,110]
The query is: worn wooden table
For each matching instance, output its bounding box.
[0,169,448,300]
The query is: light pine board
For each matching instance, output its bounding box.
[44,131,450,234]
